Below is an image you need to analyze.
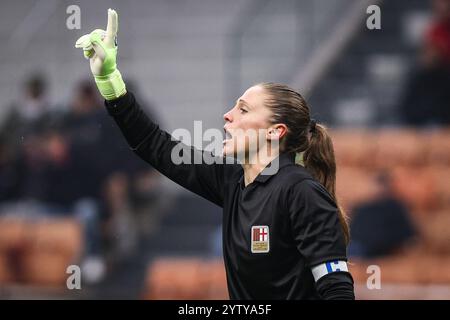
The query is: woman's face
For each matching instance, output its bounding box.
[222,85,275,160]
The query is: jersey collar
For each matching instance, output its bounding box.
[238,152,297,186]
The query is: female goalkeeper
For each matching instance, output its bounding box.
[75,9,354,300]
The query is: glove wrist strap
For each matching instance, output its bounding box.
[95,69,126,100]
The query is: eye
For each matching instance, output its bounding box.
[239,107,248,114]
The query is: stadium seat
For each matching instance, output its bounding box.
[390,166,439,213]
[30,219,83,258]
[426,129,450,166]
[420,211,450,255]
[0,254,13,284]
[350,251,450,285]
[428,166,450,210]
[205,260,228,299]
[0,217,83,287]
[21,251,75,286]
[22,219,83,286]
[145,258,207,299]
[374,129,427,170]
[0,218,28,251]
[144,258,228,300]
[330,129,377,168]
[336,166,381,211]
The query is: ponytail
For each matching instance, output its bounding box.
[303,123,350,244]
[258,82,350,244]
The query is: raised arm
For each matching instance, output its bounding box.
[75,9,227,207]
[105,91,225,206]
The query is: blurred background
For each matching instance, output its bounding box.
[0,0,449,299]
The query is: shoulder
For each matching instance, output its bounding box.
[278,165,336,210]
[277,164,317,191]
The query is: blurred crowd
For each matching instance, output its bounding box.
[0,76,161,284]
[399,0,450,126]
[0,0,450,299]
[349,0,450,258]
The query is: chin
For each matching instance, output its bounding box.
[223,145,245,162]
[222,145,234,157]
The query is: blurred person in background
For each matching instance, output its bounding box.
[0,73,61,207]
[0,72,54,206]
[0,123,107,284]
[0,80,108,284]
[0,138,24,202]
[349,173,417,258]
[0,78,161,284]
[0,73,53,167]
[398,0,450,126]
[62,80,161,264]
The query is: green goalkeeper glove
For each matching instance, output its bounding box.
[75,8,126,100]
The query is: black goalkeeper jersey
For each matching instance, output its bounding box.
[105,92,354,300]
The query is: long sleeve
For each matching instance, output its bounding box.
[315,272,355,300]
[287,179,355,299]
[105,92,225,207]
[287,179,348,265]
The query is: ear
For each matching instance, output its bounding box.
[266,124,288,141]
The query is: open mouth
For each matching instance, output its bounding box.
[223,127,233,145]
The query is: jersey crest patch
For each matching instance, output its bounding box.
[251,225,270,253]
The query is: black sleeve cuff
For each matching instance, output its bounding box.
[316,272,355,300]
[104,91,134,116]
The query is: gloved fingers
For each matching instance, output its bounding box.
[83,48,95,59]
[91,42,106,60]
[75,34,95,60]
[75,34,91,49]
[105,8,118,47]
[89,30,107,60]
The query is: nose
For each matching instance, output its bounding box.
[223,109,233,123]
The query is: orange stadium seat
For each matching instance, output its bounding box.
[425,129,450,166]
[0,218,83,287]
[336,166,381,212]
[390,166,439,213]
[30,219,83,258]
[22,219,83,286]
[0,254,13,284]
[21,251,75,286]
[145,258,207,299]
[144,258,229,300]
[373,129,427,170]
[428,166,450,210]
[330,129,378,168]
[420,211,450,255]
[0,218,28,251]
[0,219,29,284]
[350,251,450,285]
[205,260,228,299]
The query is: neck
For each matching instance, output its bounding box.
[242,147,279,186]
